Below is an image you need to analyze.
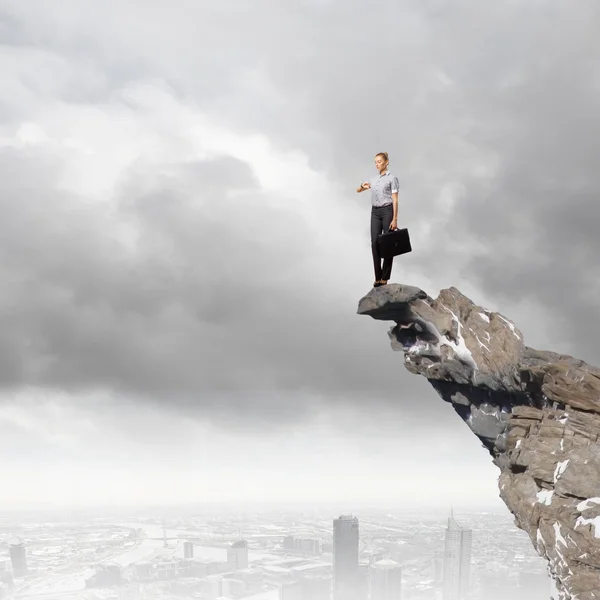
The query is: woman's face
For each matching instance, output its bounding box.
[374,155,388,171]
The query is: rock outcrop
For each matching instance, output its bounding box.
[358,284,600,600]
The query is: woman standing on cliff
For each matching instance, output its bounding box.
[356,152,399,287]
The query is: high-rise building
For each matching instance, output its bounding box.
[8,540,27,578]
[183,541,194,559]
[442,514,472,600]
[333,515,359,600]
[227,540,249,572]
[370,559,402,600]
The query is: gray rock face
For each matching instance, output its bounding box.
[358,284,600,600]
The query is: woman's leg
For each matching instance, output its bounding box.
[381,205,394,282]
[370,207,383,282]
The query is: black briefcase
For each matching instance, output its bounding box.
[378,227,412,258]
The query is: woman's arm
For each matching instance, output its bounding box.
[356,182,370,193]
[391,192,398,228]
[390,175,400,228]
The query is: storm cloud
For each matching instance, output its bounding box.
[0,0,597,506]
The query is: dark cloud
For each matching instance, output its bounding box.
[2,0,599,434]
[0,147,435,426]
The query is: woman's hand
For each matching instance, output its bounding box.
[389,219,397,231]
[361,182,370,190]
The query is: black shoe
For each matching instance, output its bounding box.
[373,281,382,288]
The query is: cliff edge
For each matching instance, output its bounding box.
[358,284,600,600]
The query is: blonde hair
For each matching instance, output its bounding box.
[375,152,389,162]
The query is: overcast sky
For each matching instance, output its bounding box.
[1,0,599,511]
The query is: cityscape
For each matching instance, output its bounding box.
[0,504,553,600]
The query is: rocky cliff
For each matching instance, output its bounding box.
[357,284,600,600]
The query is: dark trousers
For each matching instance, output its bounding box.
[370,203,394,281]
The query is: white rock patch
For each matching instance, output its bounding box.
[554,460,570,483]
[537,490,554,506]
[497,314,521,340]
[577,498,600,512]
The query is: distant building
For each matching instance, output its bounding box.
[280,579,302,600]
[156,560,178,580]
[134,563,154,581]
[364,550,385,566]
[117,584,142,600]
[222,577,246,596]
[9,541,27,578]
[283,536,295,551]
[106,563,123,584]
[333,515,359,600]
[201,574,223,598]
[183,540,194,559]
[442,514,472,600]
[431,554,444,587]
[0,572,13,593]
[371,558,402,600]
[282,536,321,556]
[302,575,331,600]
[479,560,511,595]
[87,563,122,587]
[227,540,249,571]
[280,576,330,600]
[357,563,370,599]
